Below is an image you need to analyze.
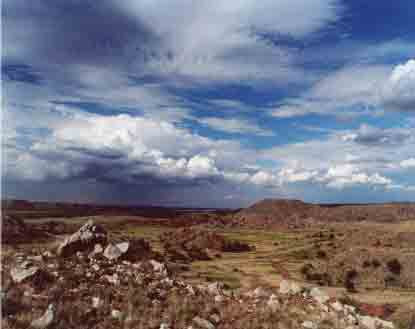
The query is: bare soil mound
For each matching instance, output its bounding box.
[161,228,253,262]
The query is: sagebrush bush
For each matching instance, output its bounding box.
[386,258,402,275]
[344,269,358,293]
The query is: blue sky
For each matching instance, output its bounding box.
[2,0,415,207]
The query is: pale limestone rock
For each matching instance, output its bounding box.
[279,280,302,295]
[103,244,122,260]
[31,304,54,328]
[111,309,122,319]
[10,264,39,283]
[267,294,280,312]
[359,316,394,329]
[310,287,330,304]
[206,282,223,295]
[104,273,120,285]
[302,320,317,329]
[331,301,343,312]
[193,316,215,329]
[150,260,167,276]
[92,297,103,308]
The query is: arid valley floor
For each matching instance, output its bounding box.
[2,199,415,328]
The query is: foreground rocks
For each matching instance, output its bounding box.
[10,261,41,284]
[31,304,55,328]
[1,220,396,329]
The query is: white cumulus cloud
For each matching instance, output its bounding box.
[380,59,415,111]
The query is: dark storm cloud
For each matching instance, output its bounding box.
[2,64,43,84]
[3,0,158,67]
[344,125,412,147]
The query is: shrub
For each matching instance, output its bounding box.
[316,249,327,259]
[384,275,398,288]
[386,258,402,275]
[300,263,314,277]
[371,259,381,268]
[344,269,358,293]
[362,260,371,268]
[300,264,332,285]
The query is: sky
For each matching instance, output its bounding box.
[2,0,415,207]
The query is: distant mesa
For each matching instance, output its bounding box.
[233,198,415,228]
[233,199,321,228]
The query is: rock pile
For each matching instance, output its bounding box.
[2,220,396,329]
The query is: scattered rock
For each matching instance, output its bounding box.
[10,262,40,283]
[206,282,223,296]
[31,304,54,328]
[359,316,394,329]
[302,320,317,329]
[104,273,120,285]
[214,295,224,303]
[331,301,344,312]
[279,280,302,295]
[252,287,268,298]
[92,297,103,309]
[310,287,330,304]
[150,260,167,277]
[27,255,43,262]
[186,285,195,295]
[117,241,129,253]
[103,244,123,261]
[94,244,104,253]
[267,294,280,311]
[210,314,220,324]
[42,251,54,258]
[193,316,215,329]
[111,309,122,320]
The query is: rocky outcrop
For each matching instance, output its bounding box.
[57,220,107,257]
